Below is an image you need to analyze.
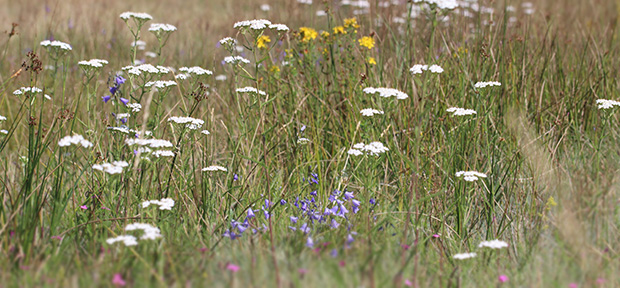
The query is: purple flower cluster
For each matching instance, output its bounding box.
[103,75,128,105]
[222,199,271,240]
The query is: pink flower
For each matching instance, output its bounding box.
[404,279,413,287]
[432,234,440,238]
[112,274,126,286]
[101,206,111,210]
[51,235,62,240]
[298,268,307,275]
[226,263,240,273]
[338,261,346,267]
[498,275,508,283]
[568,283,578,288]
[401,244,411,250]
[596,278,606,285]
[80,205,88,210]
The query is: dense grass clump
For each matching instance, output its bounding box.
[0,0,619,287]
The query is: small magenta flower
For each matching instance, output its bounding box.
[226,263,240,273]
[498,275,508,283]
[568,283,578,288]
[80,205,88,210]
[112,274,126,287]
[432,234,440,238]
[404,279,413,287]
[51,235,62,240]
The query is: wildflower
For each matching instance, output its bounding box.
[202,165,227,172]
[306,236,314,248]
[446,107,477,116]
[478,239,509,249]
[13,87,49,99]
[145,51,157,58]
[452,252,477,260]
[219,37,236,46]
[78,59,108,69]
[178,66,213,76]
[410,64,444,75]
[347,149,363,156]
[596,99,620,109]
[224,56,250,65]
[404,279,413,287]
[131,40,146,50]
[297,0,312,4]
[234,19,272,31]
[145,80,177,90]
[367,57,377,65]
[333,26,346,35]
[119,12,153,21]
[141,198,175,210]
[93,161,129,175]
[152,150,174,158]
[344,17,360,29]
[125,223,162,240]
[360,108,384,117]
[106,235,138,246]
[429,64,444,73]
[358,36,375,49]
[363,87,408,99]
[299,27,318,42]
[297,137,311,144]
[125,138,173,148]
[122,64,170,76]
[455,171,487,182]
[0,116,5,121]
[226,263,240,272]
[236,86,267,96]
[40,40,72,51]
[498,275,508,283]
[247,208,255,218]
[260,4,271,11]
[168,116,204,130]
[80,205,88,210]
[257,35,271,49]
[112,274,127,287]
[474,81,501,89]
[148,23,177,33]
[269,24,289,32]
[215,75,228,81]
[413,0,458,10]
[58,134,94,148]
[127,103,142,113]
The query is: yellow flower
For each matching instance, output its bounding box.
[367,57,376,65]
[257,35,271,49]
[299,27,318,42]
[358,36,374,49]
[344,18,360,29]
[270,65,280,73]
[321,31,330,38]
[333,26,346,35]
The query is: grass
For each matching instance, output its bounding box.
[0,0,619,287]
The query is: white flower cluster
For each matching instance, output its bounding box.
[120,12,153,21]
[92,161,129,175]
[58,134,94,148]
[201,130,210,135]
[131,40,146,50]
[107,223,162,246]
[596,99,620,110]
[297,137,311,144]
[413,0,458,10]
[297,0,312,4]
[106,235,138,246]
[360,108,385,117]
[348,141,390,156]
[452,252,477,260]
[168,116,204,130]
[145,80,177,89]
[474,81,501,89]
[122,64,170,76]
[0,115,6,121]
[455,171,487,182]
[202,165,227,172]
[126,138,173,148]
[116,113,130,121]
[236,87,267,96]
[446,107,477,116]
[234,19,272,30]
[363,87,409,100]
[153,150,175,157]
[40,40,72,51]
[141,198,175,210]
[270,24,290,32]
[224,56,250,65]
[478,239,508,249]
[219,37,236,46]
[127,103,142,113]
[78,59,109,68]
[410,64,444,74]
[179,66,213,76]
[107,127,151,136]
[148,23,177,32]
[13,87,43,95]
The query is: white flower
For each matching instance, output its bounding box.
[413,0,458,10]
[446,107,477,116]
[234,19,272,30]
[201,130,210,135]
[219,37,236,46]
[215,75,228,81]
[142,198,175,210]
[175,73,189,80]
[297,0,312,4]
[360,108,384,117]
[260,4,271,11]
[58,134,93,148]
[92,161,129,175]
[125,223,162,240]
[78,59,109,68]
[127,103,142,113]
[145,51,157,58]
[347,149,363,156]
[478,239,508,249]
[236,86,267,96]
[125,138,173,148]
[120,12,153,21]
[122,64,170,76]
[148,23,177,32]
[40,40,72,51]
[13,87,43,96]
[153,150,174,157]
[453,252,477,260]
[596,99,620,110]
[349,142,389,156]
[0,115,6,121]
[269,24,290,32]
[224,56,250,65]
[455,171,487,182]
[0,130,7,135]
[428,64,444,73]
[297,137,311,144]
[202,165,227,172]
[106,235,138,246]
[131,40,146,50]
[168,116,204,130]
[116,113,130,121]
[363,87,408,100]
[145,80,177,89]
[410,64,443,75]
[179,66,213,76]
[474,81,501,89]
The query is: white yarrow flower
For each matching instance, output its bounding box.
[455,171,487,182]
[168,116,204,130]
[106,235,138,246]
[202,165,227,172]
[148,23,177,32]
[474,81,501,89]
[478,239,508,249]
[120,12,153,21]
[360,108,385,117]
[224,56,250,65]
[410,64,443,75]
[236,86,267,96]
[453,252,477,260]
[363,87,408,100]
[179,66,213,76]
[78,59,109,68]
[40,40,72,51]
[446,107,477,116]
[596,99,620,110]
[92,161,129,175]
[141,198,175,210]
[58,134,94,148]
[413,0,458,10]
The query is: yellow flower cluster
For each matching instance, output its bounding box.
[333,26,346,35]
[344,18,360,29]
[359,36,374,49]
[257,35,271,49]
[299,27,318,42]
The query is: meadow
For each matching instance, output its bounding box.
[0,0,619,287]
